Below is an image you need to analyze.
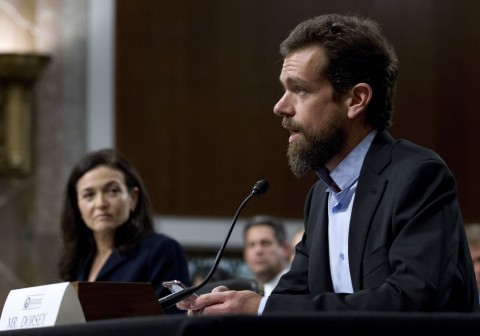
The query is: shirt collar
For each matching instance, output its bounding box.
[316,130,377,194]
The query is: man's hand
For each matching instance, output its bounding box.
[176,286,262,315]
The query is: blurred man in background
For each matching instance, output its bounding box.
[243,215,290,297]
[465,223,480,302]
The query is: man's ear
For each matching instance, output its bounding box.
[347,83,372,119]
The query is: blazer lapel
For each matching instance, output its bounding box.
[96,250,126,280]
[308,182,334,292]
[348,131,394,291]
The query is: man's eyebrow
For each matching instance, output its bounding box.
[280,76,308,87]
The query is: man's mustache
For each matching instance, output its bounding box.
[281,118,304,133]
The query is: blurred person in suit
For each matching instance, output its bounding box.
[58,148,190,314]
[191,265,233,287]
[192,264,260,295]
[243,215,291,297]
[465,223,480,302]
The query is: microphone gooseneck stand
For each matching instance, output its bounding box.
[158,180,269,310]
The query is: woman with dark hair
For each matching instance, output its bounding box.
[58,148,190,314]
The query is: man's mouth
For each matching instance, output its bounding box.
[288,130,301,143]
[282,120,302,143]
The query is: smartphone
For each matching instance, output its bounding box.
[162,280,199,302]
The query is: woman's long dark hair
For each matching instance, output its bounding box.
[58,149,155,280]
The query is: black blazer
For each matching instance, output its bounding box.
[265,131,478,313]
[73,233,191,314]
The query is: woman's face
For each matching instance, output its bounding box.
[76,165,138,235]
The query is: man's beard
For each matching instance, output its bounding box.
[286,115,344,178]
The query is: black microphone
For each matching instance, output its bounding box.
[158,179,269,310]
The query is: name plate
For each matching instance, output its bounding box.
[0,282,86,330]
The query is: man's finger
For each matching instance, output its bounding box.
[211,285,229,293]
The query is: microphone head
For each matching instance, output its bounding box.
[252,179,269,196]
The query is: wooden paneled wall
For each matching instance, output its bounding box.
[115,1,480,221]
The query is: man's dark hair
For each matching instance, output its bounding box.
[280,14,399,130]
[243,215,287,245]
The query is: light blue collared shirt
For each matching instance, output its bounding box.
[324,130,376,293]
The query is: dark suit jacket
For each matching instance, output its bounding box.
[73,233,191,314]
[265,131,478,313]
